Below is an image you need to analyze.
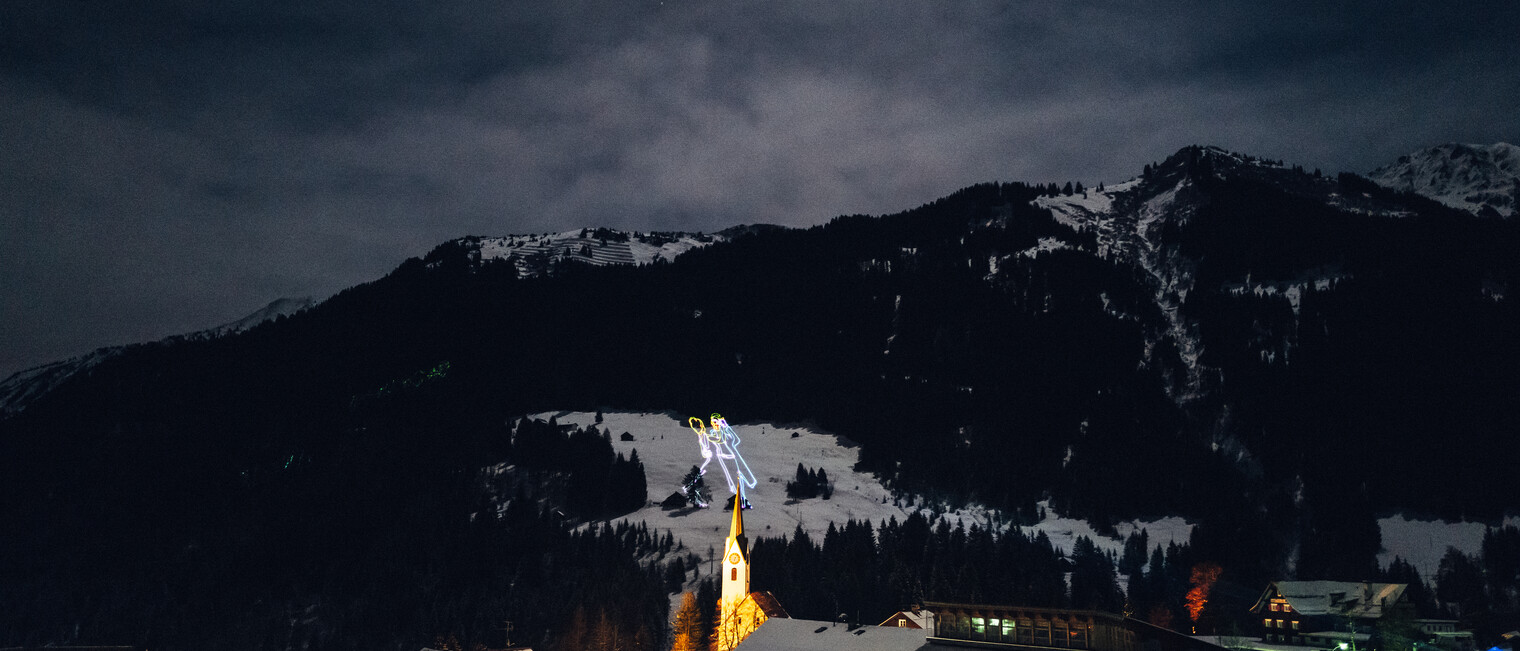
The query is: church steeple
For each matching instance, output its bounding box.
[729,487,746,545]
[721,485,750,608]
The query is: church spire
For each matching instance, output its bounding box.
[729,484,745,542]
[720,484,750,611]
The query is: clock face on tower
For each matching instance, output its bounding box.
[728,553,741,565]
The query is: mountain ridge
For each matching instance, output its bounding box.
[1369,142,1520,218]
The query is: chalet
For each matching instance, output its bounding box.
[1248,581,1412,648]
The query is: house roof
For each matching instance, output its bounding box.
[1252,582,1407,619]
[878,609,930,628]
[734,618,933,651]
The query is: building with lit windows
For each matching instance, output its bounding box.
[922,602,1224,651]
[1248,582,1412,648]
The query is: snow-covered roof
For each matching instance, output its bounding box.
[735,617,932,650]
[1253,581,1407,619]
[879,608,930,628]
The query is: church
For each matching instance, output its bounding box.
[714,487,790,651]
[713,487,934,651]
[711,488,1226,651]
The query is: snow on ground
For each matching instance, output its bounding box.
[535,411,1190,568]
[626,235,716,265]
[519,412,1511,600]
[1221,276,1343,315]
[1017,236,1075,259]
[1034,179,1136,234]
[474,231,718,271]
[1378,514,1520,582]
[0,349,116,416]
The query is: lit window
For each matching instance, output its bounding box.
[973,617,986,635]
[1277,620,1284,628]
[1271,603,1280,612]
[1293,621,1300,630]
[1264,619,1273,627]
[898,619,907,628]
[1284,604,1293,613]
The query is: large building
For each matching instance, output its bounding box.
[924,602,1224,651]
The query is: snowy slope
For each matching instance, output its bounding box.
[0,349,117,416]
[1368,143,1520,218]
[1378,513,1520,583]
[465,229,724,278]
[202,296,316,337]
[531,411,1192,568]
[534,412,1499,591]
[1038,176,1213,401]
[1,296,318,417]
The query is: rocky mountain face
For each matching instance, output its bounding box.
[3,145,1518,650]
[1369,142,1520,218]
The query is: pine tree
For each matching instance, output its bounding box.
[1071,535,1123,611]
[671,591,706,651]
[1119,529,1149,577]
[557,607,589,651]
[667,557,688,593]
[682,465,711,508]
[591,609,620,651]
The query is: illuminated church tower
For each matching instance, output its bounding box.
[721,487,750,610]
[715,487,766,651]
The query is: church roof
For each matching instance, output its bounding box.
[750,591,790,619]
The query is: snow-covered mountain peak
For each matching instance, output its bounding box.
[439,227,755,278]
[1368,142,1520,218]
[205,297,316,336]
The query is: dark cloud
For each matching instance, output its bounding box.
[3,1,1518,375]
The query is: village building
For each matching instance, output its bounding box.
[924,602,1223,651]
[1236,581,1474,651]
[1249,581,1410,648]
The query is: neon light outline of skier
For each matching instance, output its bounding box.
[686,413,758,495]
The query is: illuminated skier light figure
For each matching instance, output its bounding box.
[687,413,758,498]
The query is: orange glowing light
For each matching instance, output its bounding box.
[1185,562,1222,623]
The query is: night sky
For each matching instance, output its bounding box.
[2,1,1518,377]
